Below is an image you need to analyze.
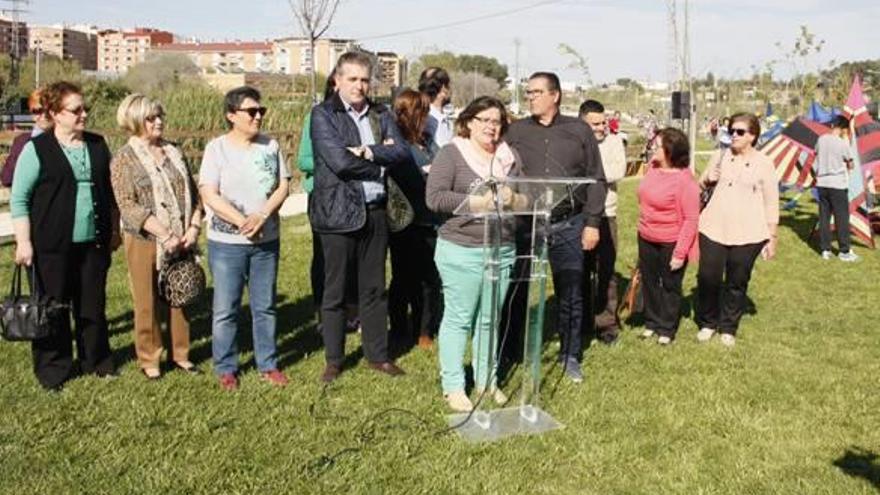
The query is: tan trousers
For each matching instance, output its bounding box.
[124,235,190,368]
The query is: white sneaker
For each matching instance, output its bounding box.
[696,328,716,342]
[720,333,736,347]
[839,251,859,262]
[821,250,833,260]
[445,391,474,412]
[640,329,656,339]
[657,335,672,345]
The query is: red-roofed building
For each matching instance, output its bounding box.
[98,28,175,74]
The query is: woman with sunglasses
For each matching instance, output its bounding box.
[10,81,120,390]
[696,112,779,347]
[2,89,53,187]
[110,94,203,380]
[198,86,291,391]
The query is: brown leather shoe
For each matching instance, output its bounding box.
[367,361,406,377]
[320,364,342,383]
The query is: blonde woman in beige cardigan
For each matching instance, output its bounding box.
[695,112,779,347]
[111,94,203,379]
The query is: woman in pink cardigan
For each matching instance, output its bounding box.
[637,128,700,345]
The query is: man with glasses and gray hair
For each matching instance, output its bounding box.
[309,51,410,383]
[504,71,607,383]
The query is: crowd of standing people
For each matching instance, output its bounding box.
[7,52,782,413]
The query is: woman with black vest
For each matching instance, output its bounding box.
[10,81,120,390]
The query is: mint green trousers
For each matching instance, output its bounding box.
[435,237,515,394]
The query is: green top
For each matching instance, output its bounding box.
[296,112,314,194]
[10,141,96,243]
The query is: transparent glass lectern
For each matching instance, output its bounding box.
[449,176,596,442]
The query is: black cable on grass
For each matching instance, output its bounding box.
[303,269,525,478]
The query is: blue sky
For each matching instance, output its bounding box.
[21,0,880,84]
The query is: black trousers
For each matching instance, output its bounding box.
[31,242,114,389]
[320,207,389,366]
[817,187,851,253]
[310,225,324,310]
[594,216,619,332]
[638,236,686,337]
[310,218,358,319]
[696,234,765,335]
[388,225,443,343]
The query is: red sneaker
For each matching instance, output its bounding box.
[260,369,289,387]
[218,373,238,391]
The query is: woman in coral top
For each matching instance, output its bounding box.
[637,128,700,345]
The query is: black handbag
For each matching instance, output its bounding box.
[700,182,717,211]
[1,264,66,341]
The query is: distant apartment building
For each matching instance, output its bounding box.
[0,15,28,59]
[28,24,98,70]
[376,51,405,88]
[97,28,174,74]
[153,41,275,73]
[272,37,355,76]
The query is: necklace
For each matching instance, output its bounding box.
[61,143,89,177]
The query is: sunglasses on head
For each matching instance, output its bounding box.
[236,106,267,118]
[730,127,749,137]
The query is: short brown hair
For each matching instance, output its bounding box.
[657,127,690,169]
[41,81,82,114]
[455,96,509,138]
[393,88,430,146]
[729,112,761,146]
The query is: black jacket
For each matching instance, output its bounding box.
[30,131,118,253]
[308,93,409,234]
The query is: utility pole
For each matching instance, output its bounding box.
[472,68,477,101]
[513,37,521,115]
[35,41,41,87]
[684,0,696,170]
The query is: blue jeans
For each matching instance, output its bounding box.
[208,239,280,375]
[547,213,586,360]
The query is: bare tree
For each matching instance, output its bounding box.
[288,0,341,103]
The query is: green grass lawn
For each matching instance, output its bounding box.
[1,179,879,494]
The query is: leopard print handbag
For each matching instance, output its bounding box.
[158,252,206,308]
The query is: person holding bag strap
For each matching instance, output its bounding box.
[111,94,203,380]
[9,81,120,391]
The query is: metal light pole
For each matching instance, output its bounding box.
[35,41,42,87]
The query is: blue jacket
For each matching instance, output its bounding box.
[308,92,408,233]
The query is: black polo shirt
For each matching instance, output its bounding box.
[505,113,607,227]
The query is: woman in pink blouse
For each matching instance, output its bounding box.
[696,113,779,347]
[637,128,700,345]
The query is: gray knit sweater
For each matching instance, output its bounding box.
[425,143,519,247]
